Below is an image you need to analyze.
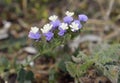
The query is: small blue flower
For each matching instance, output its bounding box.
[49,15,61,29]
[58,28,66,36]
[41,24,54,41]
[28,27,41,39]
[74,20,82,29]
[50,20,61,29]
[58,23,68,36]
[28,32,41,39]
[63,11,74,24]
[41,23,53,33]
[63,16,73,24]
[70,21,81,32]
[78,14,88,22]
[44,32,54,41]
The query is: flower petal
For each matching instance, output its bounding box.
[44,32,54,41]
[28,32,41,39]
[78,14,88,22]
[50,20,61,29]
[63,16,73,24]
[58,29,66,36]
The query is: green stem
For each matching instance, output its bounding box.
[24,53,41,67]
[75,77,79,83]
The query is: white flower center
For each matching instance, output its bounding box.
[69,22,79,31]
[49,15,58,21]
[30,26,39,34]
[60,23,68,30]
[65,11,74,16]
[41,24,53,33]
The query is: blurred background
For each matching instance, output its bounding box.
[0,0,120,82]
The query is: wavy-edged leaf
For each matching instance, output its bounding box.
[65,62,77,77]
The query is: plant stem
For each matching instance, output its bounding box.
[22,0,27,16]
[24,53,41,67]
[75,77,79,83]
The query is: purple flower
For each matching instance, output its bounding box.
[44,32,54,41]
[58,23,68,36]
[58,28,66,36]
[41,24,53,33]
[49,15,61,29]
[50,19,61,29]
[63,16,73,24]
[28,27,41,39]
[41,24,54,41]
[63,11,74,24]
[74,20,82,29]
[70,21,81,32]
[78,14,88,22]
[28,32,41,39]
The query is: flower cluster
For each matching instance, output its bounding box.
[28,11,88,41]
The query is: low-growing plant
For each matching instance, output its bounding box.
[1,10,120,83]
[0,11,87,83]
[26,11,88,83]
[65,43,120,83]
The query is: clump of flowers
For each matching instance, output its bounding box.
[27,11,88,83]
[28,11,88,41]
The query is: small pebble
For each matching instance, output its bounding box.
[23,46,37,54]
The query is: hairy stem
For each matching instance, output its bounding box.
[24,52,41,66]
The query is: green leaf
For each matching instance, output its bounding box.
[77,61,93,77]
[17,68,26,83]
[25,70,34,81]
[49,69,57,83]
[65,62,77,77]
[80,61,93,71]
[58,60,67,72]
[0,56,9,68]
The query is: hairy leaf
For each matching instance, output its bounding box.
[65,62,77,77]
